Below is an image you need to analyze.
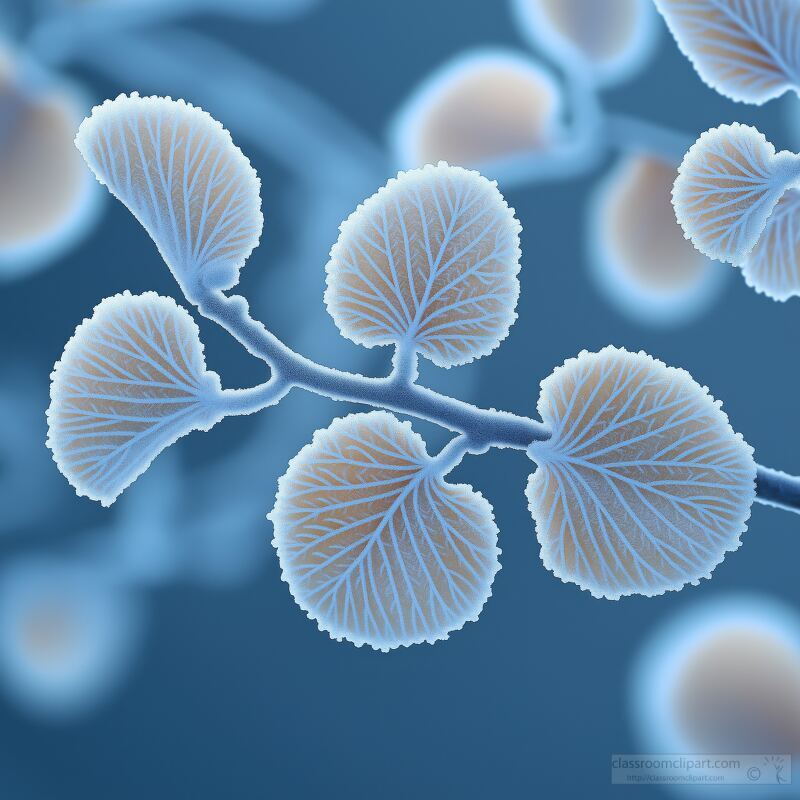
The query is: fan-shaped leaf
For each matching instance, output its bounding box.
[75,93,262,294]
[269,411,500,650]
[47,291,223,506]
[673,123,799,265]
[653,0,800,104]
[325,162,521,368]
[526,346,756,599]
[741,189,800,301]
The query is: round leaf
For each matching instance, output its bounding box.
[390,49,562,169]
[526,346,756,599]
[270,411,500,650]
[325,162,521,368]
[673,123,796,265]
[512,0,657,85]
[589,153,723,326]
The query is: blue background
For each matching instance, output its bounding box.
[1,1,799,797]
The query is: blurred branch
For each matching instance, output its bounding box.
[44,26,387,184]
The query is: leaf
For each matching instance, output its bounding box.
[526,346,756,600]
[74,93,262,294]
[741,189,800,301]
[669,619,800,753]
[630,596,800,758]
[511,0,656,84]
[590,153,722,326]
[325,162,521,368]
[0,556,143,718]
[672,123,799,265]
[0,64,98,277]
[390,50,562,169]
[47,291,223,507]
[269,411,500,650]
[653,0,800,104]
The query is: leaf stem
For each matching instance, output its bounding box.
[602,112,695,165]
[218,375,292,417]
[430,435,475,475]
[390,342,419,386]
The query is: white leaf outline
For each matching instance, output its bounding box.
[269,411,501,650]
[672,123,797,265]
[742,189,800,301]
[526,346,756,600]
[653,0,800,105]
[75,93,263,294]
[47,291,223,506]
[324,162,521,368]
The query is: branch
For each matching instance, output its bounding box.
[193,288,549,449]
[192,287,800,514]
[219,376,292,416]
[429,434,480,475]
[754,467,800,514]
[603,112,695,166]
[55,27,386,183]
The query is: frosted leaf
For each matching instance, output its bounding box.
[653,0,800,104]
[741,189,800,301]
[47,291,223,506]
[390,50,562,169]
[511,0,656,85]
[270,411,500,650]
[526,346,756,600]
[75,93,262,294]
[672,124,798,265]
[325,163,521,368]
